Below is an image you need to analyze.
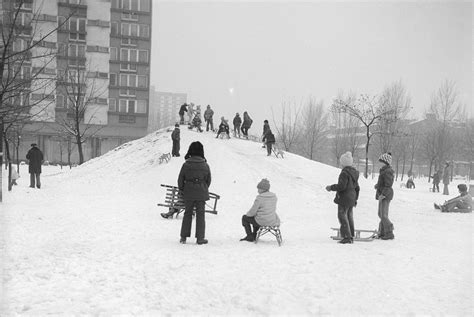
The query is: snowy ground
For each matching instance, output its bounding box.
[1,127,473,315]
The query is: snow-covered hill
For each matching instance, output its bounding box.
[1,127,472,315]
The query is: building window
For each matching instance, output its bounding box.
[119,99,136,113]
[137,75,147,88]
[138,50,148,62]
[70,18,86,33]
[57,95,65,108]
[121,23,130,36]
[109,99,116,111]
[139,0,150,12]
[111,0,119,9]
[109,73,117,86]
[110,47,118,60]
[137,100,146,113]
[139,24,149,38]
[111,22,118,36]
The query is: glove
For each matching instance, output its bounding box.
[325,185,331,192]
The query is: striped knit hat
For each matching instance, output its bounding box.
[378,152,392,165]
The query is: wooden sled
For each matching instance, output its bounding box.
[157,184,220,218]
[330,227,377,242]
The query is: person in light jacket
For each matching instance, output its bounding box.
[240,178,280,242]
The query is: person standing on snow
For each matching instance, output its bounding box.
[262,120,270,148]
[241,111,253,139]
[263,127,276,156]
[431,170,440,192]
[374,152,395,240]
[233,113,242,138]
[26,143,44,189]
[178,141,212,245]
[204,105,214,132]
[326,151,360,244]
[442,162,450,195]
[171,123,180,157]
[178,103,188,125]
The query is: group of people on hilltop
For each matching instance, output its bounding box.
[178,103,256,140]
[175,103,278,157]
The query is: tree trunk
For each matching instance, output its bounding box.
[428,159,433,183]
[395,157,399,181]
[77,137,84,165]
[0,120,3,202]
[365,126,370,179]
[4,135,12,191]
[401,155,406,181]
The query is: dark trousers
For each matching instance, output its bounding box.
[30,173,41,188]
[180,200,206,239]
[337,205,354,239]
[179,114,185,124]
[432,183,439,192]
[172,140,180,156]
[443,184,449,195]
[234,124,241,137]
[377,199,393,236]
[241,215,260,237]
[266,142,273,155]
[206,119,214,131]
[241,126,249,137]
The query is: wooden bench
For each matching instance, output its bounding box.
[330,227,377,242]
[255,226,282,246]
[157,184,220,218]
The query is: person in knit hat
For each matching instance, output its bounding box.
[178,141,211,245]
[240,178,280,242]
[374,152,395,240]
[326,151,360,244]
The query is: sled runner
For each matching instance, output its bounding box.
[157,184,220,218]
[330,228,377,242]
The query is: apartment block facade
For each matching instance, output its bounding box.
[5,0,152,164]
[148,86,187,133]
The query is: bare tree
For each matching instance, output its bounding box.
[1,0,72,201]
[298,97,328,160]
[330,91,361,166]
[271,98,302,152]
[375,80,412,153]
[332,94,395,178]
[428,79,462,166]
[54,65,107,164]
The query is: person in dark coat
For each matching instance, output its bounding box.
[178,141,212,245]
[442,162,450,195]
[215,117,230,139]
[233,113,242,138]
[241,111,253,139]
[406,176,415,189]
[326,151,360,244]
[262,120,270,148]
[262,127,276,156]
[26,143,44,189]
[374,152,395,240]
[189,113,203,132]
[431,170,440,192]
[178,103,188,124]
[204,105,214,132]
[171,123,180,157]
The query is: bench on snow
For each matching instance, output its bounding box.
[255,226,283,246]
[157,184,220,218]
[330,227,377,242]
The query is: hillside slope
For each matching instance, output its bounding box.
[1,127,472,315]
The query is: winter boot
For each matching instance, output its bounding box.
[240,236,255,242]
[180,237,186,244]
[197,239,208,245]
[338,238,353,244]
[434,203,440,210]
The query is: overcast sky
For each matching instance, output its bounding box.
[151,1,472,126]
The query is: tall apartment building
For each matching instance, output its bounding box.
[4,0,152,164]
[148,86,187,133]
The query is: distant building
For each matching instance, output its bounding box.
[148,87,187,132]
[4,0,152,164]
